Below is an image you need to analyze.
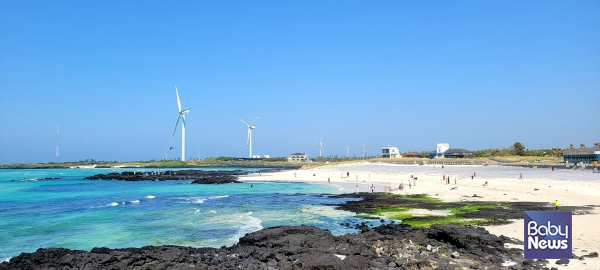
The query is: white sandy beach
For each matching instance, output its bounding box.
[243,162,600,269]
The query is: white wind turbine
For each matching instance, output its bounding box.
[344,145,350,158]
[171,86,190,161]
[358,140,366,159]
[238,113,262,158]
[313,134,324,157]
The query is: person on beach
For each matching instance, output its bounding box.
[328,177,330,184]
[474,172,476,177]
[553,200,560,210]
[519,173,523,179]
[294,172,296,177]
[413,177,417,186]
[454,177,457,185]
[371,184,375,193]
[409,182,411,189]
[442,165,444,169]
[347,172,349,177]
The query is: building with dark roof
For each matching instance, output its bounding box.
[563,148,600,163]
[428,148,474,159]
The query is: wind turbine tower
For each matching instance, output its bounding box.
[55,123,59,163]
[238,113,262,158]
[313,134,324,157]
[344,145,350,158]
[358,140,366,158]
[171,86,190,161]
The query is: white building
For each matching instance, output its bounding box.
[263,155,270,158]
[380,146,401,158]
[434,143,450,158]
[288,153,309,162]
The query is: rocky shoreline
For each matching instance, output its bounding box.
[3,224,597,269]
[329,193,596,227]
[84,170,248,184]
[83,169,293,184]
[0,224,558,269]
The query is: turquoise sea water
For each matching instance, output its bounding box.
[0,168,361,261]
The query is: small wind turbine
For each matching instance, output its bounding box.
[313,134,324,157]
[239,113,262,158]
[196,148,200,160]
[344,145,350,158]
[171,86,190,161]
[358,140,366,158]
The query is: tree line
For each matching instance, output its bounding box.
[474,141,600,158]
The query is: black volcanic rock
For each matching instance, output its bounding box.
[0,224,563,270]
[84,170,246,183]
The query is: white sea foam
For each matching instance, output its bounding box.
[108,202,119,207]
[231,212,263,241]
[186,195,229,204]
[145,195,155,199]
[193,198,207,204]
[130,200,140,204]
[1,257,11,263]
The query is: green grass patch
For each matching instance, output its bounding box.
[359,194,509,228]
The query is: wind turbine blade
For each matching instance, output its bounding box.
[249,113,262,125]
[238,118,250,127]
[171,114,181,141]
[320,133,324,142]
[175,85,182,112]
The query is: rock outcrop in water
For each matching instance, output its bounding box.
[2,224,580,269]
[84,170,247,184]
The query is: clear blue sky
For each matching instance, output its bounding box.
[1,1,598,163]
